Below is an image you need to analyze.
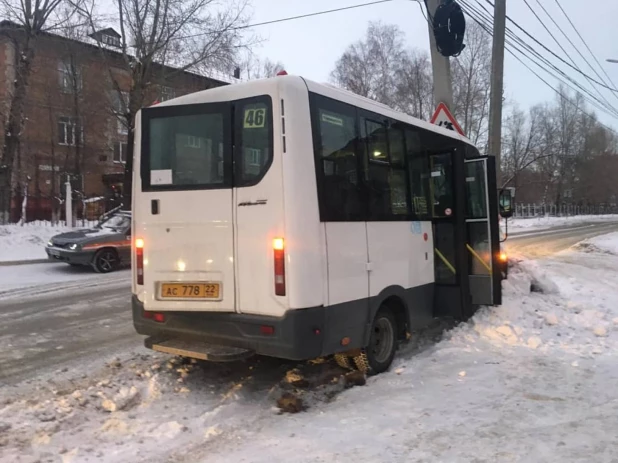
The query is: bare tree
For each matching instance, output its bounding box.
[331,21,406,107]
[0,0,82,222]
[501,105,547,189]
[238,52,284,80]
[394,49,433,120]
[75,0,252,206]
[451,22,492,147]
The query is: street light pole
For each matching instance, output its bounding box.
[607,59,618,64]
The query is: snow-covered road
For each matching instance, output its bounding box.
[1,224,618,462]
[0,264,133,385]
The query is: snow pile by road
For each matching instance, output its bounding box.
[508,214,618,232]
[1,234,618,462]
[0,224,70,262]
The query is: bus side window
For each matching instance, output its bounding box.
[313,100,362,221]
[405,128,431,220]
[360,117,409,220]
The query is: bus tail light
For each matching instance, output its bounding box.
[273,238,286,296]
[136,238,144,285]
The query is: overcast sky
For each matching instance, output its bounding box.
[247,0,618,130]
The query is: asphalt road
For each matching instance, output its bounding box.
[506,221,618,257]
[1,220,617,387]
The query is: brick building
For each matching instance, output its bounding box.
[0,20,229,221]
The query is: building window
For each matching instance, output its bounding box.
[246,148,261,166]
[110,91,129,135]
[113,142,129,164]
[102,34,121,47]
[58,117,82,146]
[160,86,176,102]
[58,60,82,93]
[184,135,202,149]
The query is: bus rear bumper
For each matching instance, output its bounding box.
[132,296,327,361]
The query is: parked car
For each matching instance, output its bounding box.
[46,210,131,273]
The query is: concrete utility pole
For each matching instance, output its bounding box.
[488,0,506,186]
[426,0,454,110]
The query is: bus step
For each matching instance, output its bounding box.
[145,337,255,362]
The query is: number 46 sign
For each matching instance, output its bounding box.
[244,108,266,128]
[430,102,465,137]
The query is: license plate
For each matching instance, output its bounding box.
[159,283,221,300]
[49,249,60,256]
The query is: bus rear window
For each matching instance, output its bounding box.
[142,104,230,190]
[236,100,272,187]
[141,96,272,191]
[147,112,226,188]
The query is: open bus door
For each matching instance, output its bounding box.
[463,156,502,307]
[431,151,503,320]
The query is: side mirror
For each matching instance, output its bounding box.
[499,189,513,219]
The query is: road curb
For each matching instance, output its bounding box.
[0,259,53,267]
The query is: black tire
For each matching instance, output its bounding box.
[353,307,398,375]
[93,248,119,273]
[334,353,354,370]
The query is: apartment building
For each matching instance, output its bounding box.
[0,21,229,220]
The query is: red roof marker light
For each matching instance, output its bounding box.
[276,70,288,76]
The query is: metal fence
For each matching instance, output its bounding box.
[6,193,122,226]
[514,203,618,218]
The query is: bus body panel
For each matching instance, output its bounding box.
[138,190,236,312]
[324,223,369,306]
[278,77,327,310]
[365,222,434,298]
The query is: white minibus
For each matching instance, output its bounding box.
[131,75,503,374]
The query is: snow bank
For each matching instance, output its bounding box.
[0,223,70,262]
[508,214,618,232]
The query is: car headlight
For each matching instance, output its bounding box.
[47,241,53,247]
[69,243,79,250]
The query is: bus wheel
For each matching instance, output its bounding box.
[334,353,354,370]
[353,307,397,375]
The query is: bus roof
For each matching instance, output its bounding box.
[152,74,474,147]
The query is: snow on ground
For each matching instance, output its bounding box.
[0,223,71,262]
[0,263,129,299]
[508,214,618,233]
[2,234,618,462]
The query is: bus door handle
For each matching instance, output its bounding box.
[151,199,159,215]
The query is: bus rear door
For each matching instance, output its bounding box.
[137,103,236,313]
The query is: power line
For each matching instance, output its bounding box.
[550,0,618,101]
[481,0,618,93]
[464,0,618,118]
[417,0,429,22]
[523,0,618,114]
[420,0,618,119]
[172,0,397,41]
[458,0,618,134]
